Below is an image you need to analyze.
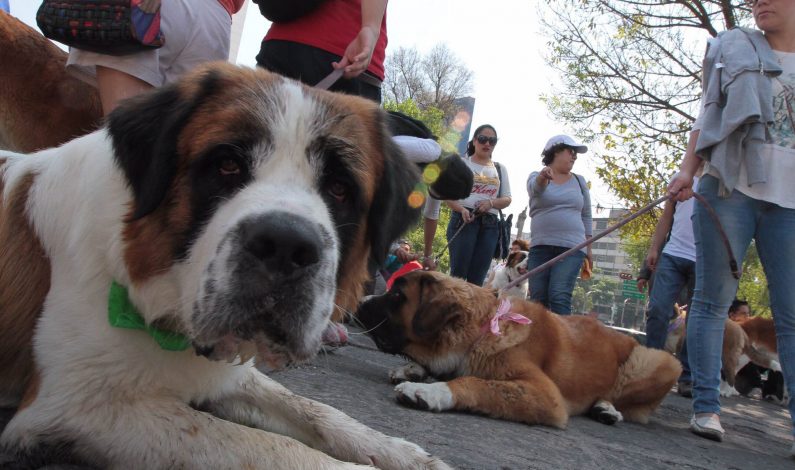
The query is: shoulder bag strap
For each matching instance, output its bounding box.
[493,162,504,221]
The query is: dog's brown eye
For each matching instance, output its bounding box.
[328,182,347,202]
[219,159,240,176]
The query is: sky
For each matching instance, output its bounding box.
[9,0,625,224]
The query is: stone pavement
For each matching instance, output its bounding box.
[2,327,793,469]
[273,329,794,470]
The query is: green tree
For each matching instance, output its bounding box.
[540,0,770,315]
[382,101,456,273]
[540,0,753,239]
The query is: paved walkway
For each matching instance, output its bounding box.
[2,328,793,469]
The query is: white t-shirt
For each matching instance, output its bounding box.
[663,176,699,262]
[392,136,441,164]
[422,157,511,220]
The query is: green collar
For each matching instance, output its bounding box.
[107,281,191,351]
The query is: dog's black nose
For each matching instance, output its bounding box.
[240,212,322,276]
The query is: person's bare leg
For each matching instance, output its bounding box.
[96,66,153,115]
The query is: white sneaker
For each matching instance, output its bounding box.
[690,414,724,442]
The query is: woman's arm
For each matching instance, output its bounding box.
[668,131,702,202]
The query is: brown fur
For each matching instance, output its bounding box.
[366,271,681,428]
[665,315,779,386]
[740,317,777,354]
[0,171,51,405]
[0,10,101,152]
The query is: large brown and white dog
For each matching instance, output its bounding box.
[0,62,451,469]
[357,271,681,428]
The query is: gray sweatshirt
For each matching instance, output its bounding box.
[527,172,592,252]
[695,27,782,196]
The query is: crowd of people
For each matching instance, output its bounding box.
[35,0,795,459]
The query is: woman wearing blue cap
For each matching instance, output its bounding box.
[526,134,592,315]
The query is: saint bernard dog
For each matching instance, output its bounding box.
[0,62,450,469]
[357,271,682,428]
[487,250,529,299]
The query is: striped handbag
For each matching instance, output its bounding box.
[36,0,164,55]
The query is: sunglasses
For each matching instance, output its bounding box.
[476,135,498,145]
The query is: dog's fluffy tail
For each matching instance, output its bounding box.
[608,346,681,423]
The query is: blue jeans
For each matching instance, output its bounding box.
[689,175,795,434]
[645,253,695,349]
[527,245,585,315]
[446,211,499,286]
[644,253,694,382]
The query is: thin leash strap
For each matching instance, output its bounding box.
[314,68,345,90]
[500,193,739,292]
[433,209,481,260]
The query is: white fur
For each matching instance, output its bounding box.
[719,380,740,397]
[424,352,466,378]
[394,382,454,412]
[0,82,448,469]
[491,253,529,299]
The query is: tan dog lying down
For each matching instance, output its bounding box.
[357,271,681,428]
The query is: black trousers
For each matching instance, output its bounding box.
[256,40,382,103]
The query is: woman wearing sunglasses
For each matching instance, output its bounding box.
[526,134,592,315]
[443,124,512,285]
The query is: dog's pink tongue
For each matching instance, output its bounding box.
[321,321,348,346]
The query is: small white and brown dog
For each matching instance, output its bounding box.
[0,62,449,469]
[488,250,529,299]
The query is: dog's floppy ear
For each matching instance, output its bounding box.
[107,70,221,219]
[412,274,460,338]
[368,112,422,263]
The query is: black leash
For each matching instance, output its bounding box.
[501,193,740,292]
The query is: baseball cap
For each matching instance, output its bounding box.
[543,134,588,154]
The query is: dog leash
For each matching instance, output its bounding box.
[314,68,345,90]
[432,209,482,260]
[501,193,740,292]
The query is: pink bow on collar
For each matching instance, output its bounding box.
[490,299,531,336]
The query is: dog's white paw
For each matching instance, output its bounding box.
[395,382,453,412]
[719,380,739,397]
[389,363,428,384]
[770,360,782,372]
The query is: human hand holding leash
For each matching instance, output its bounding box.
[668,170,694,202]
[474,198,493,215]
[333,26,378,78]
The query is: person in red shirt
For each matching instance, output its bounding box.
[255,0,388,102]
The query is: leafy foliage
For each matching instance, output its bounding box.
[540,0,770,316]
[540,0,752,240]
[384,44,474,121]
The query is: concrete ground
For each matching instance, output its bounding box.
[1,328,793,469]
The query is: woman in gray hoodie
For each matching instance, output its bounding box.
[668,0,795,452]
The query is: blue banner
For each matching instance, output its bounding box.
[0,0,9,13]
